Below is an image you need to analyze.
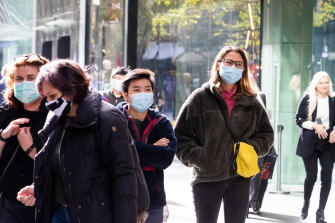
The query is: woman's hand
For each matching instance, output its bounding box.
[153,137,170,147]
[1,118,30,140]
[313,123,328,139]
[329,130,335,143]
[17,127,33,151]
[17,185,35,206]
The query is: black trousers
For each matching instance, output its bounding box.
[192,176,250,223]
[249,157,264,204]
[258,179,269,208]
[302,145,334,210]
[0,193,35,223]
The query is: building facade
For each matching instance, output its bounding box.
[1,0,334,186]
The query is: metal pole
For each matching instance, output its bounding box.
[270,125,289,194]
[277,125,283,191]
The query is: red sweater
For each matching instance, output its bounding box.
[221,85,237,117]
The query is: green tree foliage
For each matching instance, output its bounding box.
[138,0,261,61]
[313,0,335,27]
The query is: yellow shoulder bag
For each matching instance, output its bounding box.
[206,89,260,178]
[233,141,260,178]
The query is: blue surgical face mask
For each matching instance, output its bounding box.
[113,79,123,92]
[219,63,243,84]
[130,92,153,113]
[14,81,40,103]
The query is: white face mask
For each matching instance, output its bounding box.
[45,96,71,117]
[113,79,123,92]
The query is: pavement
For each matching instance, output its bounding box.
[164,158,335,223]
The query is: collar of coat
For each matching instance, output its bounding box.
[203,82,259,107]
[117,101,163,123]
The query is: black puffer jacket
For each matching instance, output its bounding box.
[34,90,137,223]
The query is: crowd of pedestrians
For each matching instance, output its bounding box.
[10,45,335,223]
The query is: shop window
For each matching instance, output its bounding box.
[136,1,262,120]
[58,36,70,59]
[42,41,52,60]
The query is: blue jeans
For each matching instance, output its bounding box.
[51,203,72,223]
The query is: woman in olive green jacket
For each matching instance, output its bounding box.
[174,46,274,223]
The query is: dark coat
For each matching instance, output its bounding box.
[117,102,176,208]
[295,94,335,159]
[174,82,274,185]
[34,90,137,223]
[101,89,125,106]
[0,101,48,202]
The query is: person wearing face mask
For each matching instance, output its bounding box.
[0,54,49,223]
[174,46,274,223]
[101,66,130,106]
[117,68,177,223]
[17,59,140,223]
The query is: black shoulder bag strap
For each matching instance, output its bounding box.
[205,89,240,173]
[0,145,20,183]
[0,107,21,183]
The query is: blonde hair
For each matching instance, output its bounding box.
[306,71,334,120]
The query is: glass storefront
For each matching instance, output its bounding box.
[136,0,262,120]
[4,0,335,187]
[88,0,125,90]
[0,0,34,67]
[312,0,335,80]
[261,0,314,186]
[261,0,335,186]
[35,0,82,62]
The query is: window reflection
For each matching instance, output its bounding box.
[88,0,124,90]
[137,0,262,120]
[312,0,335,80]
[0,0,34,66]
[35,0,80,63]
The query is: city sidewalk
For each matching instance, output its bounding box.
[165,159,335,223]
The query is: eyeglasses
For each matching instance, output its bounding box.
[14,54,46,65]
[219,58,244,70]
